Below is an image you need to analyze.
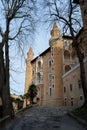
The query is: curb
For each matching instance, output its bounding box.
[0,115,11,128]
[68,113,87,127]
[15,105,32,115]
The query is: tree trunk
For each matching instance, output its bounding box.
[0,44,5,117]
[2,19,14,117]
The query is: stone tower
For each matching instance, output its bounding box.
[24,46,34,107]
[25,46,34,94]
[49,22,64,105]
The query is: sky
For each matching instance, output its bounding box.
[10,23,51,95]
[0,0,51,96]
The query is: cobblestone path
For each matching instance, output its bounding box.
[2,106,87,130]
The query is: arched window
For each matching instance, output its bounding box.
[64,40,68,46]
[37,72,41,81]
[38,61,41,69]
[64,50,70,60]
[65,65,71,73]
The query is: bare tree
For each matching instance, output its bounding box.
[0,0,37,117]
[43,0,87,105]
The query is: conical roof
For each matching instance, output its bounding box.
[27,45,34,59]
[51,22,60,38]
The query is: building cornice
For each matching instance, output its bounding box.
[31,47,50,63]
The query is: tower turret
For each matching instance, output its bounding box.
[49,23,64,106]
[27,46,34,61]
[25,46,34,94]
[51,22,60,38]
[24,46,34,107]
[49,22,63,48]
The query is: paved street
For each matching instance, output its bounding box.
[2,106,87,130]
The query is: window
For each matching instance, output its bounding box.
[70,84,72,91]
[49,74,52,80]
[51,67,54,71]
[52,75,55,80]
[51,59,54,64]
[38,61,41,69]
[64,40,68,46]
[71,98,73,106]
[64,98,67,106]
[71,101,73,106]
[48,60,51,67]
[49,88,52,96]
[49,74,55,81]
[71,97,73,100]
[51,53,53,56]
[32,80,34,84]
[32,70,34,76]
[37,72,41,82]
[52,84,55,88]
[64,87,66,93]
[78,80,82,89]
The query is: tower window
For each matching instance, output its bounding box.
[49,74,55,80]
[51,59,54,64]
[51,67,54,71]
[49,74,52,80]
[52,75,55,80]
[48,60,51,67]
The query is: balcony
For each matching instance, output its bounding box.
[36,79,43,85]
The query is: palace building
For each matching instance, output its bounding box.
[24,0,87,107]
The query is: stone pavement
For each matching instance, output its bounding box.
[2,106,87,130]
